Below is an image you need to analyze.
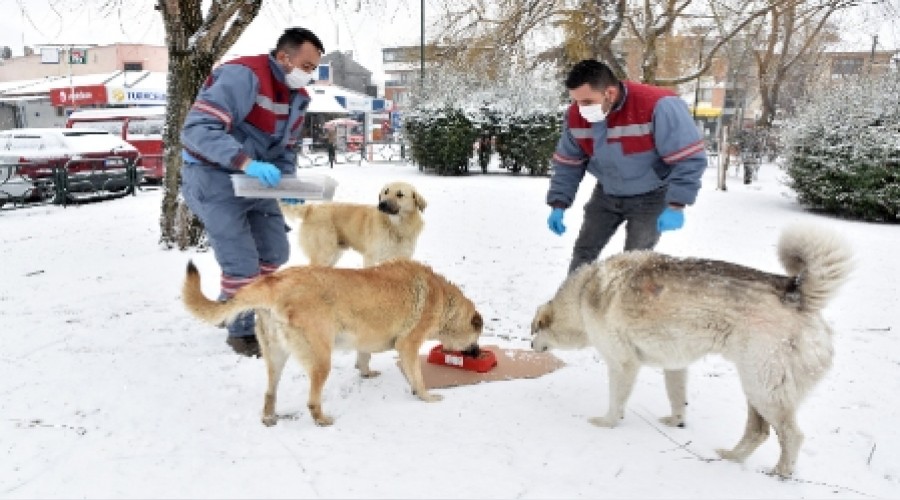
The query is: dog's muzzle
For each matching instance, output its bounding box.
[461,344,481,358]
[377,201,400,215]
[531,338,549,353]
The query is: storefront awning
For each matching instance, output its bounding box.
[306,89,349,114]
[688,105,722,118]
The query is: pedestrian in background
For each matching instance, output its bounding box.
[326,128,337,168]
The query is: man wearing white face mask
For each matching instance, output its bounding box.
[180,27,324,356]
[546,59,707,274]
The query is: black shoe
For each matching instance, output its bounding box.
[226,336,260,358]
[226,310,255,336]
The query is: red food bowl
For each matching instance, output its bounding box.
[427,344,498,373]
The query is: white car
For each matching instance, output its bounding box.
[0,127,143,200]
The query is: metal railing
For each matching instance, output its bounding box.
[363,141,405,163]
[0,163,54,210]
[292,140,409,168]
[52,156,142,207]
[0,157,143,210]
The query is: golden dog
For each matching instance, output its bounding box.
[182,259,482,427]
[280,181,426,267]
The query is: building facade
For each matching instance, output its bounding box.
[0,44,168,82]
[382,45,425,110]
[319,51,373,96]
[0,43,168,129]
[618,34,898,148]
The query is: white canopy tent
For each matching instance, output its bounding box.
[305,84,354,114]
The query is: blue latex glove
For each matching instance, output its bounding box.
[281,198,305,205]
[657,207,685,232]
[244,160,281,187]
[547,208,566,235]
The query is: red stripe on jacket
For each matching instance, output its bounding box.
[207,55,305,135]
[567,81,677,156]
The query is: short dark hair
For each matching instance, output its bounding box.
[273,27,324,56]
[565,59,619,91]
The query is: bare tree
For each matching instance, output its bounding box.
[750,0,854,127]
[552,0,629,78]
[435,0,784,85]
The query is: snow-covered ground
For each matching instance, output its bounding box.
[2,157,898,498]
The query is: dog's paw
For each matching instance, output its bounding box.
[769,462,794,479]
[313,415,335,426]
[659,415,686,428]
[715,448,743,462]
[417,392,443,403]
[261,414,278,427]
[588,416,619,428]
[359,369,381,379]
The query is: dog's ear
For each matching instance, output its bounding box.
[413,191,427,212]
[471,311,483,331]
[533,304,552,332]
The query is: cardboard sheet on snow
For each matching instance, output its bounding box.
[413,345,566,389]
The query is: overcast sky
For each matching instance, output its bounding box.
[0,0,445,82]
[0,0,896,83]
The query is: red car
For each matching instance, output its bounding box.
[0,128,143,199]
[66,106,165,183]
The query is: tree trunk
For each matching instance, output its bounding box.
[757,79,775,127]
[159,50,215,250]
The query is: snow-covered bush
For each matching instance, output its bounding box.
[782,75,900,222]
[405,62,562,176]
[495,112,560,176]
[404,108,478,176]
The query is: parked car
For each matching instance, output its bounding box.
[0,128,143,197]
[66,106,165,183]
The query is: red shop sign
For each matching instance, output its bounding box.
[50,84,108,107]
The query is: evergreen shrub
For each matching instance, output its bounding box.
[782,75,900,222]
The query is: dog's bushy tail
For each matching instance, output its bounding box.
[778,223,853,313]
[182,261,265,327]
[279,202,312,220]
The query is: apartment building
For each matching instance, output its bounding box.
[382,45,427,110]
[0,43,167,82]
[319,50,374,96]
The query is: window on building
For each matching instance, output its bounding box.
[123,62,143,71]
[724,92,743,109]
[831,57,863,76]
[383,50,398,62]
[697,88,713,103]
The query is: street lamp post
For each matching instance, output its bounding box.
[692,36,704,121]
[420,0,424,85]
[67,46,77,111]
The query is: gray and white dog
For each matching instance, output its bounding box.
[531,223,853,478]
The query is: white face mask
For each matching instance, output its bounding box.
[285,68,314,89]
[579,103,608,123]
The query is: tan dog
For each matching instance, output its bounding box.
[531,224,852,477]
[182,259,483,427]
[280,181,426,267]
